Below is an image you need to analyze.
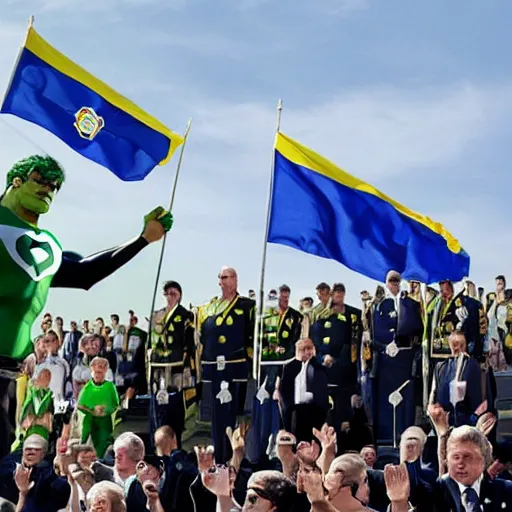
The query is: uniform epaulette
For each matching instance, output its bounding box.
[237,295,256,306]
[346,304,362,315]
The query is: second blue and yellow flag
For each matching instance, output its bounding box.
[1,25,183,181]
[269,133,470,284]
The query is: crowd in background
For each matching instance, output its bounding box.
[2,272,512,512]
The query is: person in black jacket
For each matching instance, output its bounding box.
[0,434,70,512]
[277,338,329,443]
[386,426,512,512]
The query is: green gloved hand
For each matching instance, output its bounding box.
[142,207,173,243]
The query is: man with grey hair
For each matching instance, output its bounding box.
[0,433,70,511]
[198,266,255,462]
[387,425,512,511]
[85,432,145,494]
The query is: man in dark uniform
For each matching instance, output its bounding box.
[424,280,486,386]
[310,283,363,429]
[149,280,195,447]
[198,266,255,462]
[369,271,423,445]
[150,281,195,389]
[361,285,385,425]
[250,284,302,464]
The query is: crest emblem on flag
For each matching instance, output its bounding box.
[73,107,105,140]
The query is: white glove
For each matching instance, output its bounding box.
[216,381,233,404]
[386,341,399,358]
[455,306,469,329]
[256,378,270,405]
[389,390,403,407]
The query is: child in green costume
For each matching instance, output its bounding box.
[77,357,119,458]
[13,368,54,451]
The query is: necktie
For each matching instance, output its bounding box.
[463,487,480,512]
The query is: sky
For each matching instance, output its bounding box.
[1,0,511,330]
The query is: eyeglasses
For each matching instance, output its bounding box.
[387,278,400,284]
[29,176,60,192]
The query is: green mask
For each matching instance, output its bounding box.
[2,155,65,218]
[16,174,57,214]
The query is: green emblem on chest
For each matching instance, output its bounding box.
[0,225,62,282]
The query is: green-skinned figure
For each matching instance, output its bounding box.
[0,154,173,458]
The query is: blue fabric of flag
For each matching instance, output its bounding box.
[1,27,183,181]
[268,135,470,284]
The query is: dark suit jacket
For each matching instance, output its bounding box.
[433,474,512,511]
[432,354,483,426]
[0,453,70,512]
[280,358,329,413]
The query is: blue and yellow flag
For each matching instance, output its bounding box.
[1,25,184,181]
[269,133,470,284]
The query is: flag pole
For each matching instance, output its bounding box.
[420,283,430,410]
[146,119,192,388]
[1,15,34,110]
[253,99,283,386]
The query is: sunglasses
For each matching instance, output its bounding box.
[29,176,60,192]
[387,278,400,283]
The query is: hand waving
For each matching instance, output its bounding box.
[312,423,336,452]
[384,464,410,503]
[296,440,320,466]
[194,445,215,473]
[14,464,33,494]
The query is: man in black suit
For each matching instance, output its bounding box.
[278,338,329,443]
[386,425,512,512]
[430,331,484,427]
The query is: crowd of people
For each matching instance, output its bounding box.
[1,268,512,511]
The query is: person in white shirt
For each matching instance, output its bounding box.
[277,338,329,443]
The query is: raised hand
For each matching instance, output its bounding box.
[14,464,33,494]
[384,464,410,503]
[296,440,320,466]
[226,424,247,456]
[313,423,336,452]
[427,402,450,432]
[142,207,173,243]
[301,466,325,503]
[194,445,215,473]
[201,465,231,497]
[476,412,497,437]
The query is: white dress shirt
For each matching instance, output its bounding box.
[456,474,482,510]
[294,360,314,405]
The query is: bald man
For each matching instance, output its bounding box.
[197,266,255,462]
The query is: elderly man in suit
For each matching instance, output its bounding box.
[277,338,329,443]
[430,330,484,427]
[386,425,512,511]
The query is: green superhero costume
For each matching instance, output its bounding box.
[0,154,173,368]
[78,379,119,458]
[18,384,54,441]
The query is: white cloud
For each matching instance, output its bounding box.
[5,0,186,13]
[0,0,509,327]
[325,0,369,15]
[188,82,512,184]
[140,31,253,59]
[0,80,502,330]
